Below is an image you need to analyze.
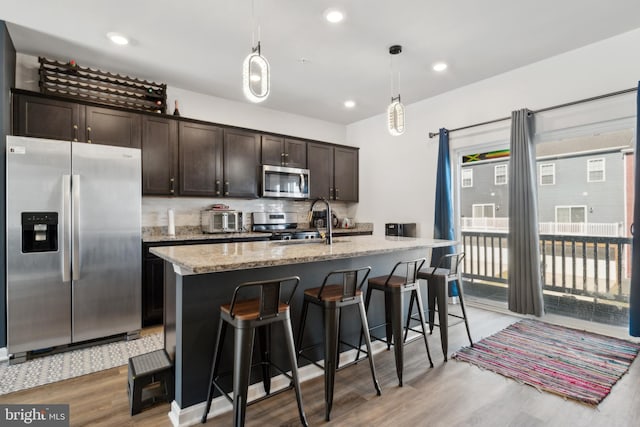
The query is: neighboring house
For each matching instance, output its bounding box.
[459,130,633,237]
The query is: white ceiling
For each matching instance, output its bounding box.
[3,1,640,125]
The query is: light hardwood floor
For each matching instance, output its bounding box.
[2,307,639,427]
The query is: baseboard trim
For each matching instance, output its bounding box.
[0,347,8,363]
[168,339,391,427]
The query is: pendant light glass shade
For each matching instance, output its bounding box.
[387,96,405,136]
[242,42,270,103]
[387,45,404,136]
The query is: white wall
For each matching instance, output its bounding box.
[348,28,640,237]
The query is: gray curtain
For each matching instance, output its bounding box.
[508,109,544,316]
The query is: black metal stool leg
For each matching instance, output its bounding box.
[296,299,310,365]
[427,279,437,334]
[323,306,341,421]
[232,326,255,427]
[358,298,381,396]
[413,288,434,368]
[258,324,272,394]
[384,292,394,351]
[282,317,309,427]
[202,321,227,424]
[403,292,416,343]
[357,288,373,360]
[390,290,404,386]
[456,281,473,346]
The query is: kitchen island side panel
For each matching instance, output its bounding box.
[169,248,426,409]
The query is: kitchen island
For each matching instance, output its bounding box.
[151,235,455,426]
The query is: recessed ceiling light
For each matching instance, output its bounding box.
[344,100,356,108]
[433,62,448,72]
[107,32,129,46]
[324,8,345,23]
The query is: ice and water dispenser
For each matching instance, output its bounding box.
[21,212,58,253]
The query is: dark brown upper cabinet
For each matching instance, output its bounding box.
[13,93,83,141]
[261,135,307,168]
[84,106,141,148]
[13,92,141,148]
[142,116,178,195]
[307,142,333,200]
[307,142,358,202]
[333,146,359,202]
[178,121,223,197]
[224,129,261,198]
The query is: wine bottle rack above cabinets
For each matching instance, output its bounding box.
[38,57,167,114]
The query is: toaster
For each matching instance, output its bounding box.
[201,210,243,233]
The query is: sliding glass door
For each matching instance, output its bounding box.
[456,101,635,328]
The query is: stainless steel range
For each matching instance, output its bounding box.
[251,212,320,240]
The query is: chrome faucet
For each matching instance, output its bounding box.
[309,198,332,245]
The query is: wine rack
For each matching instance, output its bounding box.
[38,57,167,114]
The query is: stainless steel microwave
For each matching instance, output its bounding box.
[262,165,310,199]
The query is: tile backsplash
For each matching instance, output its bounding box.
[142,197,357,231]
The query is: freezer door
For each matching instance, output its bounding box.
[6,136,72,353]
[71,142,141,342]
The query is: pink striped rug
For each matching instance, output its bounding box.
[452,319,640,406]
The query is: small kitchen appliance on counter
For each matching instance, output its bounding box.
[385,223,417,237]
[201,209,243,233]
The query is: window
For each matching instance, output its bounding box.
[494,164,507,185]
[472,204,495,218]
[587,158,605,182]
[461,168,473,188]
[555,206,586,224]
[539,163,555,185]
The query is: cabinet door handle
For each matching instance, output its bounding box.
[170,178,175,194]
[330,188,334,199]
[216,180,221,196]
[73,124,78,142]
[335,188,340,200]
[224,181,230,196]
[86,126,92,143]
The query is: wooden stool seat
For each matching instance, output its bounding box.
[367,275,411,288]
[220,298,289,320]
[127,349,173,416]
[304,284,363,302]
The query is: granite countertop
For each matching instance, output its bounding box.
[142,223,374,243]
[150,235,455,275]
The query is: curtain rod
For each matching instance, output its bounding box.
[427,86,638,139]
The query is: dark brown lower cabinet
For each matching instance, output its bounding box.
[142,254,165,327]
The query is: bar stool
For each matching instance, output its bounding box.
[415,252,472,361]
[363,258,433,387]
[296,267,381,421]
[201,276,308,427]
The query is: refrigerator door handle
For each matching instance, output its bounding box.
[72,174,81,280]
[62,175,71,282]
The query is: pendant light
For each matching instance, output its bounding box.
[387,45,405,136]
[243,0,270,103]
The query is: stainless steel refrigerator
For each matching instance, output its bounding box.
[6,135,141,357]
